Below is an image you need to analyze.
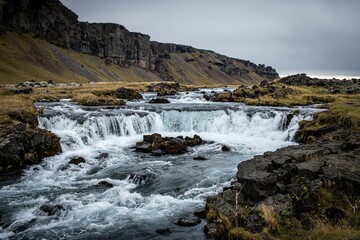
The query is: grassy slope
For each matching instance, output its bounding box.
[0,32,266,85]
[0,32,162,84]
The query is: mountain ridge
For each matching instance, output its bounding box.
[0,0,279,84]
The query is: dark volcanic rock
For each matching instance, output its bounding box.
[149,98,170,104]
[114,88,143,100]
[39,204,64,216]
[0,123,61,175]
[279,74,360,94]
[135,134,204,155]
[97,181,114,188]
[176,215,201,226]
[204,129,360,238]
[193,156,208,161]
[221,145,230,151]
[68,156,86,165]
[184,135,203,146]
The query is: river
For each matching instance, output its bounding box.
[0,88,320,239]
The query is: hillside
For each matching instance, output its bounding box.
[0,0,278,84]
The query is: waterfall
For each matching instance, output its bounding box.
[39,108,311,150]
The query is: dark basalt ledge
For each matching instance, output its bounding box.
[135,133,203,155]
[0,123,61,176]
[204,129,360,239]
[0,0,278,82]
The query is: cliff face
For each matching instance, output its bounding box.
[0,0,279,84]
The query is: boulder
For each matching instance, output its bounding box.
[143,133,162,143]
[114,88,143,100]
[39,204,64,216]
[149,98,170,104]
[96,181,113,188]
[221,145,230,151]
[193,156,207,160]
[135,134,206,155]
[135,142,152,153]
[0,123,61,175]
[185,135,203,146]
[176,215,201,226]
[68,156,86,165]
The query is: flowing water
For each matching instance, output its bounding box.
[0,89,320,239]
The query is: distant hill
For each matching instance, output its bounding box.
[0,0,279,84]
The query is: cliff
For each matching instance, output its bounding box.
[0,0,278,84]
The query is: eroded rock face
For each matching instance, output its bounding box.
[204,129,360,239]
[0,123,61,175]
[0,0,279,82]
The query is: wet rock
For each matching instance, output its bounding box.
[149,98,170,104]
[136,134,206,156]
[39,204,64,216]
[97,181,113,188]
[135,142,152,153]
[114,88,143,100]
[0,123,61,175]
[203,94,212,101]
[143,133,162,143]
[193,156,207,161]
[151,149,163,156]
[184,134,203,146]
[279,74,360,94]
[176,215,201,226]
[11,218,37,233]
[95,152,109,160]
[155,228,172,236]
[194,209,207,219]
[68,156,86,165]
[221,145,230,151]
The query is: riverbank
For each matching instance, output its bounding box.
[203,75,360,239]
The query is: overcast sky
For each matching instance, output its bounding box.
[61,0,360,77]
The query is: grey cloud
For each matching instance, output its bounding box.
[60,0,360,77]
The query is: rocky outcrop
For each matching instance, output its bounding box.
[204,129,360,239]
[0,0,279,84]
[113,88,143,100]
[213,81,294,103]
[0,123,61,175]
[135,133,203,155]
[279,74,360,94]
[149,98,170,104]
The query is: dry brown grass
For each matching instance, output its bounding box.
[71,93,125,106]
[302,222,360,240]
[0,89,38,127]
[260,204,279,232]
